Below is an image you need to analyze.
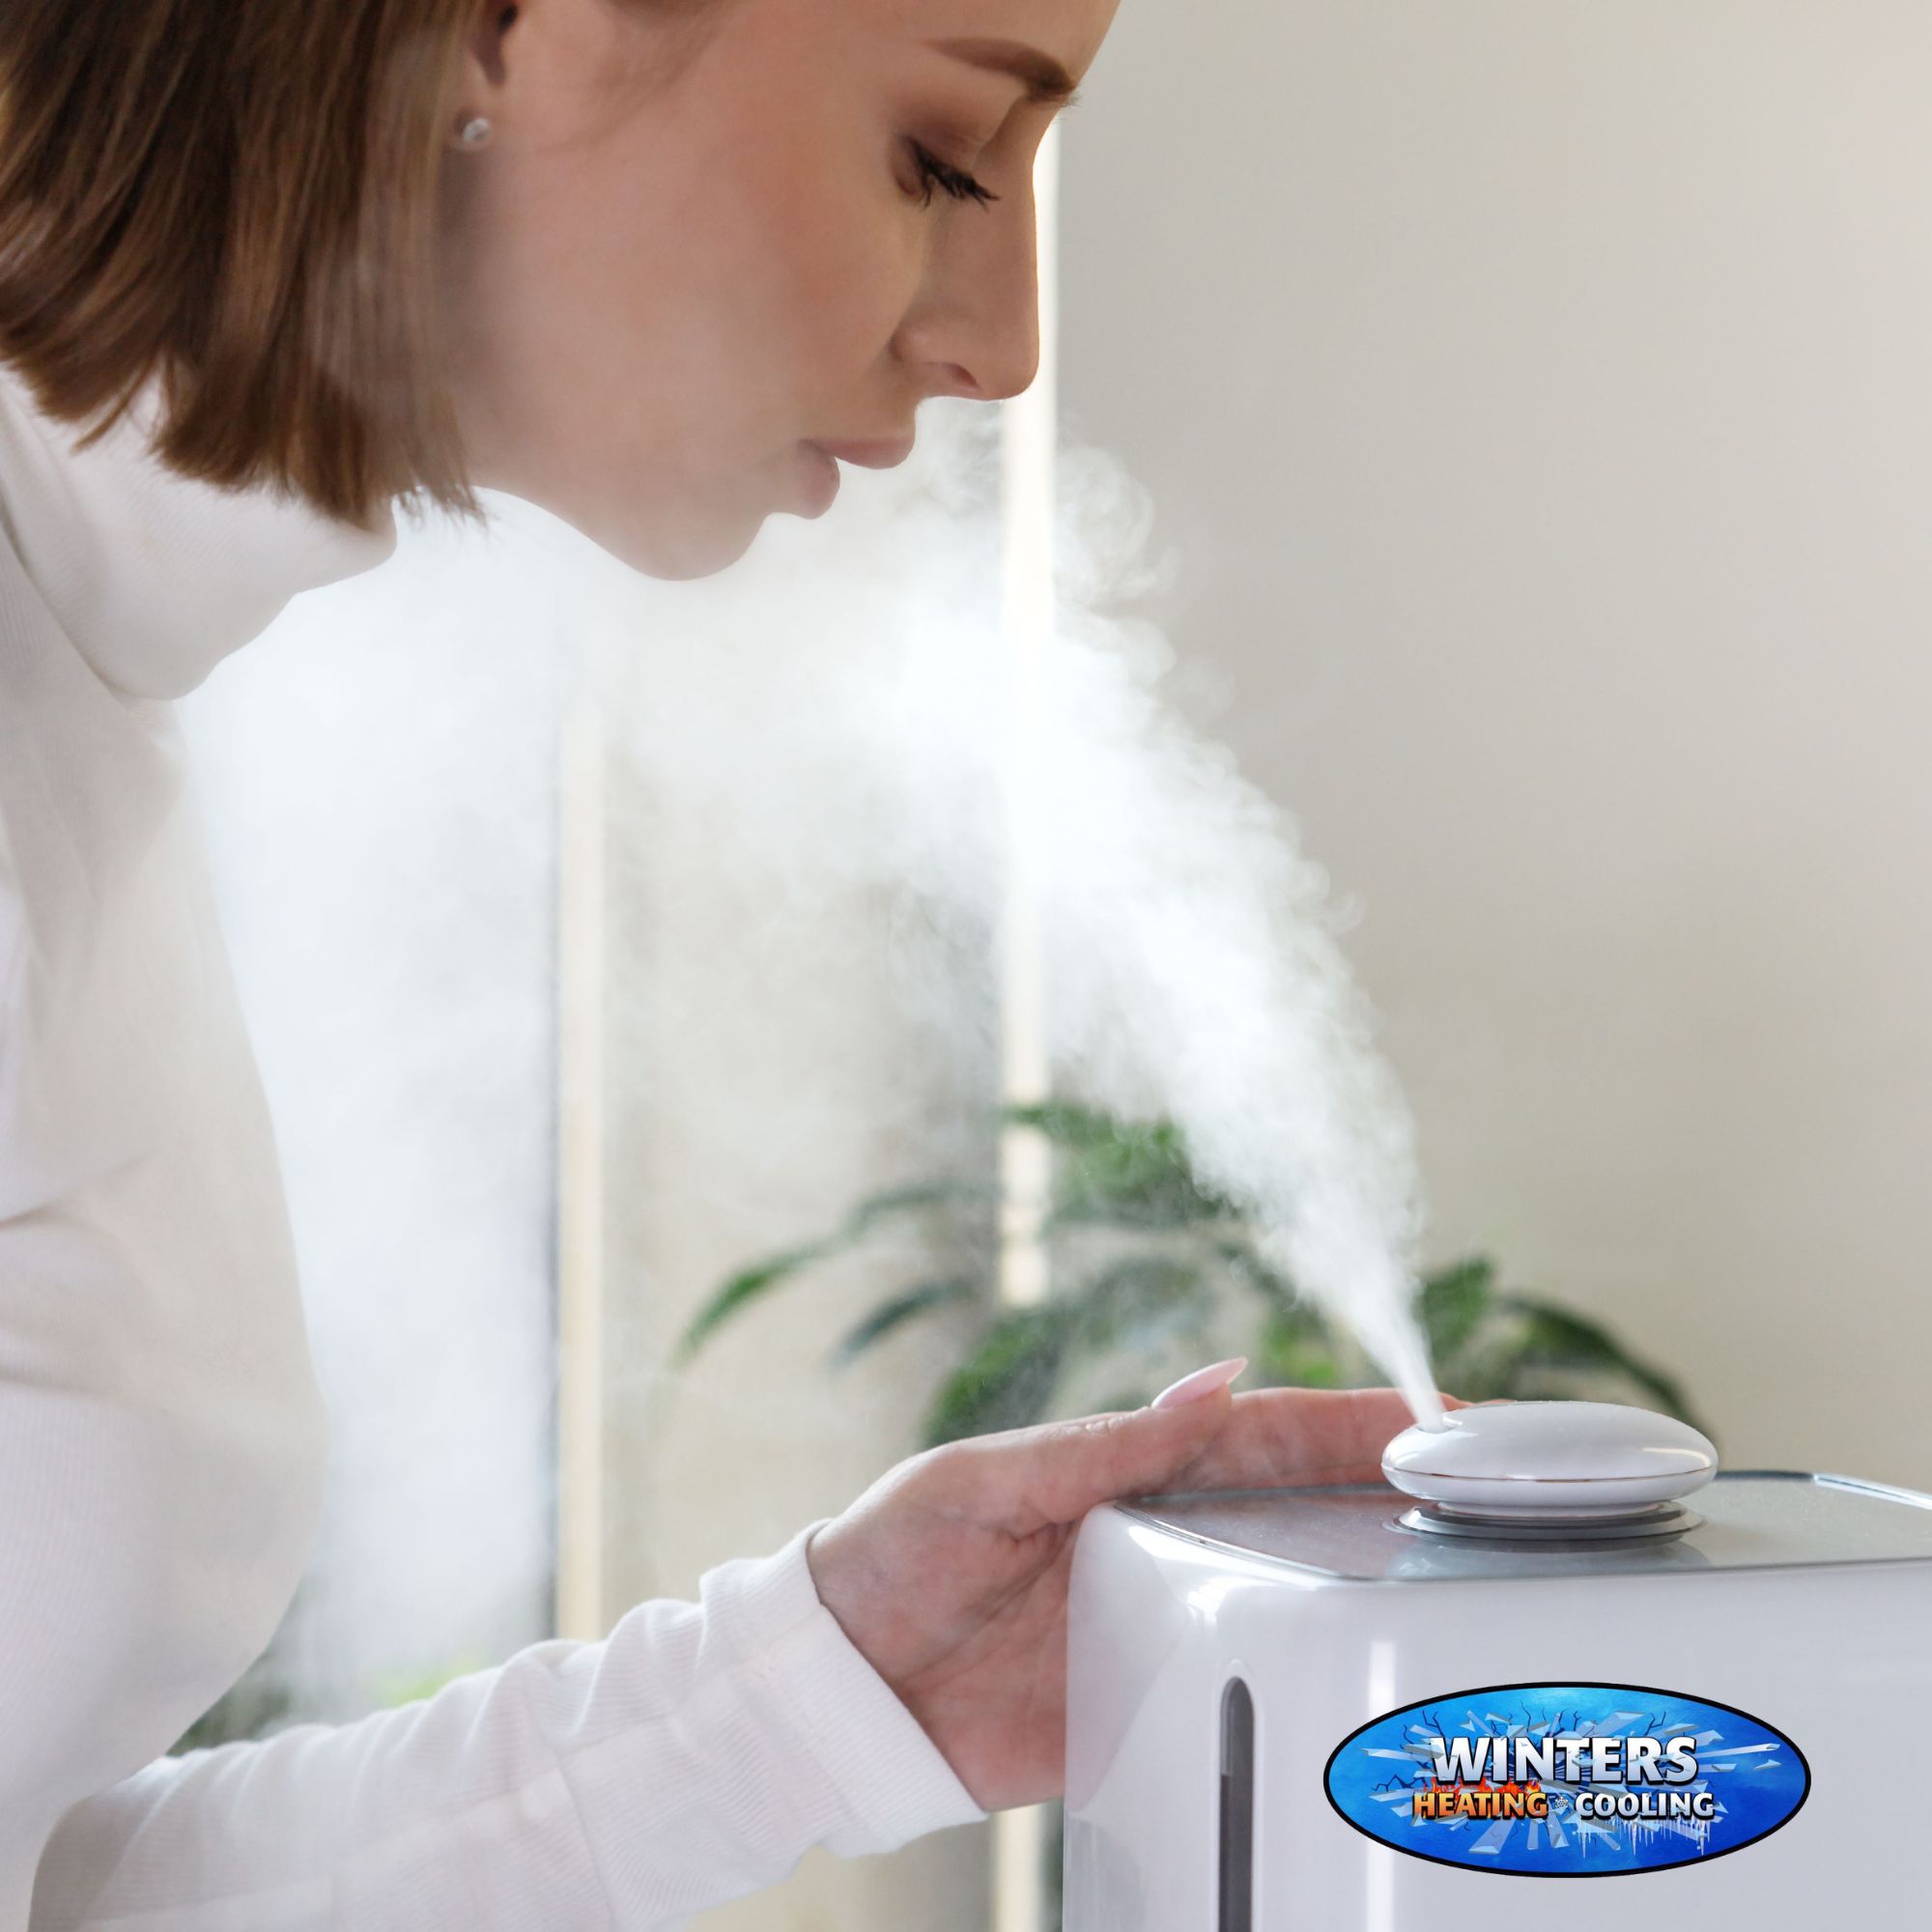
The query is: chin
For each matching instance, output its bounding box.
[564,498,765,583]
[637,527,764,582]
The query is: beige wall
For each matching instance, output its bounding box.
[1061,1,1932,1485]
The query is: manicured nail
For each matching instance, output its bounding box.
[1151,1357,1248,1410]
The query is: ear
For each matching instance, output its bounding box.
[449,0,705,135]
[461,2,519,95]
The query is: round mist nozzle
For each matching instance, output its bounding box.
[1382,1401,1718,1540]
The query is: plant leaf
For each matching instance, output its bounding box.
[844,1179,1000,1236]
[1065,1270,1215,1379]
[1497,1296,1709,1435]
[678,1239,837,1362]
[923,1304,1074,1446]
[169,1666,295,1754]
[1256,1303,1345,1388]
[1214,1237,1297,1310]
[1068,1255,1213,1350]
[1005,1102,1237,1230]
[679,1179,997,1363]
[1419,1257,1496,1366]
[375,1652,491,1708]
[832,1276,982,1368]
[1000,1099,1131,1148]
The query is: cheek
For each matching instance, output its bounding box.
[706,129,926,416]
[445,32,931,546]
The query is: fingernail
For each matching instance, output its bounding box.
[1151,1356,1248,1410]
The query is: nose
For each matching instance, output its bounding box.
[894,192,1043,404]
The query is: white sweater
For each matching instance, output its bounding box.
[0,361,982,1931]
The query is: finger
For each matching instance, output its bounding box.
[938,1384,1472,1538]
[1177,1385,1461,1492]
[951,1387,1242,1538]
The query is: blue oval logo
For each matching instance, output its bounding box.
[1323,1681,1809,1877]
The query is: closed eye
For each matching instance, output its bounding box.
[906,140,1000,210]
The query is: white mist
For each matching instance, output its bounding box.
[597,405,1446,1425]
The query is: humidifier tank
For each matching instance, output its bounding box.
[1063,1403,1932,1927]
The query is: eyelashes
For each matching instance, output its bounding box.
[906,140,999,210]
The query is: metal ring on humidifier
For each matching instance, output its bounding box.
[1381,1400,1719,1545]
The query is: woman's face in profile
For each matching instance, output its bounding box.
[439,0,1116,579]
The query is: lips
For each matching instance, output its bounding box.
[782,435,918,520]
[806,436,917,470]
[788,441,841,518]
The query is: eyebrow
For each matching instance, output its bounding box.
[932,37,1083,108]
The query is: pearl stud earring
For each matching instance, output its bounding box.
[455,114,494,150]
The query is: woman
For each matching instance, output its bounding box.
[0,1,1433,1926]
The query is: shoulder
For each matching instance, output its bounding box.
[0,355,399,700]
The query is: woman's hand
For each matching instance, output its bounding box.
[807,1369,1463,1810]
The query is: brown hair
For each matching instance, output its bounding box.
[0,1,498,528]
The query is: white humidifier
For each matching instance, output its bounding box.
[1064,1400,1932,1925]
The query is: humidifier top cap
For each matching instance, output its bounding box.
[1381,1400,1719,1518]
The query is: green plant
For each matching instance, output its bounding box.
[681,1100,1706,1444]
[169,1654,298,1755]
[169,1646,493,1755]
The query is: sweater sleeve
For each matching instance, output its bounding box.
[29,1527,985,1932]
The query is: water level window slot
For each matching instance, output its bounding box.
[1219,1676,1255,1932]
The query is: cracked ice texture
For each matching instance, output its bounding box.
[1328,1686,1807,1876]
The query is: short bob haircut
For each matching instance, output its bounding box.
[0,1,518,529]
